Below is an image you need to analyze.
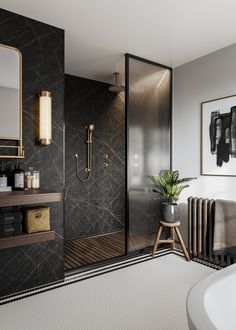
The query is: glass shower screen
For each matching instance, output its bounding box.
[126,54,171,253]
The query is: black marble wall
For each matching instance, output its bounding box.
[65,75,125,240]
[0,9,64,297]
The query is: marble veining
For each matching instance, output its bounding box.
[65,74,125,240]
[0,9,64,298]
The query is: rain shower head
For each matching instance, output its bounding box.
[108,72,125,93]
[109,85,125,93]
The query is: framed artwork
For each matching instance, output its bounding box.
[201,94,236,176]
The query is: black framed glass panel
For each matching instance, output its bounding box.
[126,54,172,253]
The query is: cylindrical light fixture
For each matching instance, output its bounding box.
[39,91,52,145]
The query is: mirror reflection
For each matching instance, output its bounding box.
[0,44,21,140]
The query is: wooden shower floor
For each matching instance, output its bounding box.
[64,231,126,271]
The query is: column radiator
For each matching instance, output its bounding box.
[188,197,235,267]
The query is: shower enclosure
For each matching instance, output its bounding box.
[126,54,171,253]
[64,55,172,272]
[64,74,126,271]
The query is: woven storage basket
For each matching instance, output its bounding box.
[24,206,50,234]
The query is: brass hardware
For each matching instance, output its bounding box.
[40,138,52,145]
[39,91,52,145]
[0,44,24,159]
[75,124,95,182]
[40,91,52,97]
[0,155,25,159]
[108,72,125,93]
[103,154,109,168]
[0,145,21,149]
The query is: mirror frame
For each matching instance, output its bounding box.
[0,43,24,159]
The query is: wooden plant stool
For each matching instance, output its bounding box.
[152,221,190,261]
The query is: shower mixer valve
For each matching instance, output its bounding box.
[103,154,109,168]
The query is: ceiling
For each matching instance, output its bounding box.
[2,0,236,84]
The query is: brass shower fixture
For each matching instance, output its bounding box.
[108,72,125,93]
[103,153,109,168]
[75,124,95,182]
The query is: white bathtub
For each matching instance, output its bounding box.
[187,263,236,330]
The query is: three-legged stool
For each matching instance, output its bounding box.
[152,221,190,261]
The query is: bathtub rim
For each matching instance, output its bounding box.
[186,263,236,330]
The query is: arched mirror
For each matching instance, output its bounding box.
[0,44,24,158]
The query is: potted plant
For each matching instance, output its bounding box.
[151,170,196,223]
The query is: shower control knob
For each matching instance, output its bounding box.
[102,154,109,168]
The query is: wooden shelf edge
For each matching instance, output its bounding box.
[0,231,55,250]
[0,189,62,207]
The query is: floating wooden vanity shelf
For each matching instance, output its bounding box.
[0,189,61,249]
[0,231,55,250]
[0,189,62,207]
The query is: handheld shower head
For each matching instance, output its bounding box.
[88,124,95,132]
[87,124,95,143]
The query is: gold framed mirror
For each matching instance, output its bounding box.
[0,44,24,158]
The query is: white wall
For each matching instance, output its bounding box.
[173,43,236,204]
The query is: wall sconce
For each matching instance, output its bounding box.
[39,91,52,145]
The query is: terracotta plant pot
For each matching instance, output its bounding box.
[162,204,179,223]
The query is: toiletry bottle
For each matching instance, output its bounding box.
[25,167,34,189]
[12,163,25,191]
[0,161,7,188]
[25,169,31,189]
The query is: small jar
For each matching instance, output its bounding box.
[25,167,34,189]
[32,170,40,189]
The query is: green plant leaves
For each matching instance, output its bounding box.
[150,170,196,204]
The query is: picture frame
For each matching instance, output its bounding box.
[201,94,236,176]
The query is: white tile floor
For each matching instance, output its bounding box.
[0,254,215,330]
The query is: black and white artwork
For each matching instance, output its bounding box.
[201,95,236,176]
